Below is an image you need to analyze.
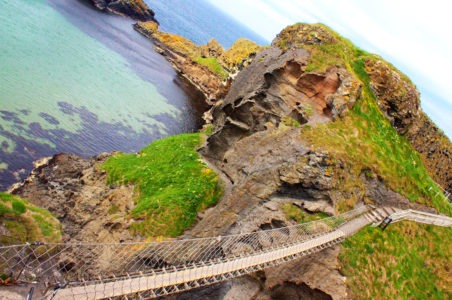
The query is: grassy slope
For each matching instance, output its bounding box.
[0,192,61,244]
[341,223,452,299]
[102,133,222,237]
[276,23,451,298]
[195,56,229,79]
[296,24,450,215]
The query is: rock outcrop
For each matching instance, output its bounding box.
[134,21,226,102]
[9,153,138,244]
[134,22,262,103]
[202,46,361,163]
[5,21,451,300]
[183,24,438,298]
[365,57,451,194]
[90,0,158,22]
[200,38,224,58]
[219,38,262,74]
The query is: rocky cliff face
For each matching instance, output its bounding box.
[9,153,138,244]
[364,58,451,194]
[5,22,451,300]
[202,46,360,162]
[90,0,158,22]
[183,24,440,299]
[134,22,227,102]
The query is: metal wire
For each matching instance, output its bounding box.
[0,205,450,299]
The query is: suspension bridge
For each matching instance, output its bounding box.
[0,205,451,299]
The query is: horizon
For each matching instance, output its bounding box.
[207,0,452,140]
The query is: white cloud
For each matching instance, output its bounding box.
[207,0,452,139]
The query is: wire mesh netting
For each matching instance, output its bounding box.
[0,206,369,287]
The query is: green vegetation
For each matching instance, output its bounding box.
[0,192,61,244]
[280,116,300,128]
[195,57,228,79]
[157,32,202,58]
[102,133,223,237]
[281,203,329,223]
[220,38,262,69]
[276,22,452,298]
[285,24,451,215]
[340,222,452,299]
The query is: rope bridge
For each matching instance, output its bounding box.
[0,206,450,299]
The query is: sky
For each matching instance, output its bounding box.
[207,0,452,139]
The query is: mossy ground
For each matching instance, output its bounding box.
[341,222,452,299]
[102,133,223,237]
[281,203,329,223]
[275,23,452,298]
[219,38,262,69]
[0,192,61,244]
[195,57,228,79]
[294,24,450,216]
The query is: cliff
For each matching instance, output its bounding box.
[364,57,452,194]
[90,0,158,22]
[3,22,451,299]
[188,23,451,298]
[134,21,262,102]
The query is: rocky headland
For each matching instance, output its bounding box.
[90,0,158,22]
[2,7,452,300]
[91,0,262,103]
[134,21,262,103]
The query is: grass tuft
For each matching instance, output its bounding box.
[0,192,61,244]
[195,57,228,79]
[281,203,329,223]
[102,133,223,237]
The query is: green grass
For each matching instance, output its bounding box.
[195,57,229,79]
[296,24,450,215]
[281,203,329,223]
[281,23,452,299]
[102,133,223,237]
[32,214,54,237]
[280,116,300,128]
[12,199,26,215]
[340,222,452,299]
[0,192,61,244]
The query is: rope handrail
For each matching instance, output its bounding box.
[3,206,369,248]
[0,205,450,299]
[0,206,368,284]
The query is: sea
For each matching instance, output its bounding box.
[0,0,269,190]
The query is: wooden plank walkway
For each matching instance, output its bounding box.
[53,230,346,299]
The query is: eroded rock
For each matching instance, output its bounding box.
[9,153,137,244]
[90,0,158,22]
[202,46,361,162]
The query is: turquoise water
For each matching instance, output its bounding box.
[0,0,266,189]
[0,0,204,188]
